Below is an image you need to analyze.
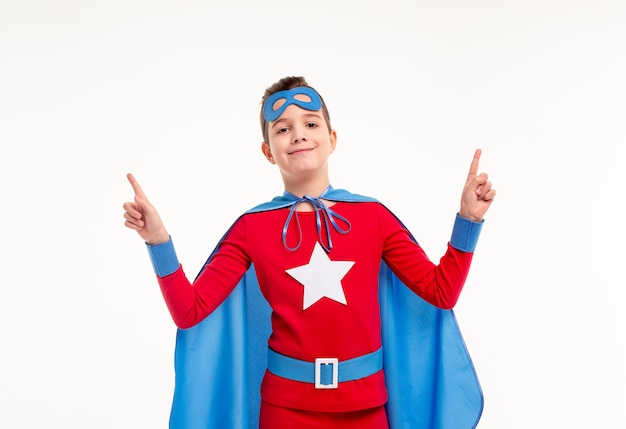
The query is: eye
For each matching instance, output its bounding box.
[276,127,289,134]
[305,122,318,128]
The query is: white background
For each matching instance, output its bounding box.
[1,1,625,427]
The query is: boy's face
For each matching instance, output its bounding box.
[261,104,336,182]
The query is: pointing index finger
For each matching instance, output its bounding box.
[467,149,482,180]
[127,173,147,198]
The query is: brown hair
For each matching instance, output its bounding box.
[260,76,331,143]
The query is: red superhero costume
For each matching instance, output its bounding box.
[155,201,473,413]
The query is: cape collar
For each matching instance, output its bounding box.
[248,186,378,253]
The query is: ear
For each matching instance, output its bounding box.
[329,130,337,154]
[261,142,276,164]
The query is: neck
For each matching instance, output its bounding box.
[282,174,331,199]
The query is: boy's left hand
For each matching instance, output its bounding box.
[459,149,495,222]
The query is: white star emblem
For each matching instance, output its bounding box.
[286,242,355,310]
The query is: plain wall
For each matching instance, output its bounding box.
[1,1,624,427]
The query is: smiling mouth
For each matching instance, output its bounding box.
[288,148,315,155]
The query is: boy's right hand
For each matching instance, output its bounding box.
[123,173,170,245]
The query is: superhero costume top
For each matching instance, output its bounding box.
[147,187,484,428]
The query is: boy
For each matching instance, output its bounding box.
[123,76,495,428]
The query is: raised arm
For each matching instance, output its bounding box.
[122,173,170,245]
[459,149,496,222]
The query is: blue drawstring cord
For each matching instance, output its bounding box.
[281,190,351,252]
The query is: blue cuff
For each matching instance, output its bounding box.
[146,237,180,277]
[450,214,483,253]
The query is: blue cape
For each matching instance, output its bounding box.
[169,188,483,428]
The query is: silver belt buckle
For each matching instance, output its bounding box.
[314,357,339,389]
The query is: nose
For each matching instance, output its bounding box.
[292,131,307,144]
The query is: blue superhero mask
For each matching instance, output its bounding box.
[263,86,323,122]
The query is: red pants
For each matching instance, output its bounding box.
[259,400,389,428]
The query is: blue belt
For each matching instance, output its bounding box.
[267,347,383,389]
